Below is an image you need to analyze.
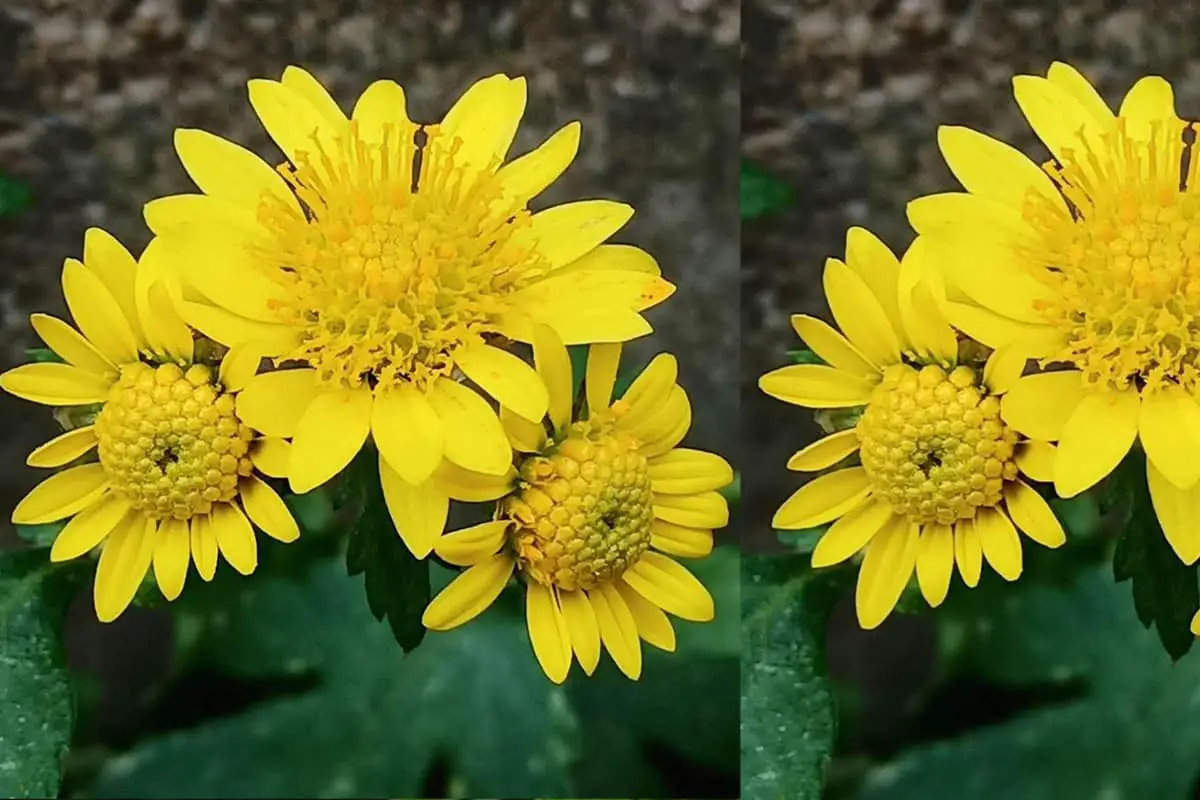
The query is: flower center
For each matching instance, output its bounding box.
[857,363,1019,526]
[1021,118,1200,392]
[256,124,551,390]
[95,362,255,520]
[501,421,654,592]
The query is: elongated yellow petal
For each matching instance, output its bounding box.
[896,238,958,364]
[759,363,874,409]
[497,121,581,204]
[288,387,373,494]
[1001,371,1084,441]
[786,429,860,472]
[379,457,449,559]
[1139,386,1200,489]
[280,65,346,127]
[422,552,515,630]
[168,235,285,323]
[372,384,444,485]
[589,584,642,680]
[173,128,299,213]
[433,520,508,566]
[1013,75,1112,168]
[82,228,144,347]
[13,464,108,525]
[94,515,154,622]
[217,345,263,394]
[526,200,634,269]
[532,324,573,436]
[1015,441,1056,483]
[559,588,601,675]
[942,301,1061,357]
[456,343,548,424]
[1147,460,1200,565]
[649,520,713,559]
[62,258,139,365]
[247,78,342,164]
[811,498,892,568]
[433,460,516,502]
[982,346,1027,395]
[1054,388,1140,499]
[1118,75,1176,142]
[823,257,901,367]
[428,378,511,477]
[976,506,1023,581]
[586,342,622,415]
[250,437,291,479]
[507,270,673,342]
[134,240,194,362]
[30,314,115,376]
[179,301,298,357]
[936,125,1065,211]
[855,516,918,630]
[240,476,300,544]
[954,517,983,588]
[653,491,729,529]
[1004,480,1066,549]
[1,362,113,406]
[499,307,654,347]
[212,501,257,576]
[632,387,691,459]
[438,74,526,173]
[622,552,714,622]
[772,467,872,530]
[553,243,660,277]
[915,524,954,608]
[618,353,677,429]
[1045,61,1114,125]
[526,584,573,684]
[647,448,734,494]
[501,406,547,453]
[144,194,268,241]
[843,227,908,348]
[27,426,98,468]
[50,494,131,563]
[614,581,676,651]
[351,79,415,146]
[190,512,218,581]
[153,517,191,601]
[235,369,320,439]
[789,314,877,380]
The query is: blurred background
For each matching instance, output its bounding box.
[742,0,1200,797]
[0,1,740,797]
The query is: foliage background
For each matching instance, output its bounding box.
[741,0,1200,797]
[0,1,740,797]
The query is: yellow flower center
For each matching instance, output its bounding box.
[255,124,551,391]
[1021,118,1200,392]
[95,362,255,520]
[857,363,1020,526]
[501,421,653,592]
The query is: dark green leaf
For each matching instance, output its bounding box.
[284,487,335,534]
[741,161,793,221]
[24,348,63,364]
[568,344,588,402]
[14,522,64,548]
[0,174,31,217]
[776,526,826,554]
[1110,450,1197,660]
[0,549,86,799]
[343,449,430,653]
[741,554,839,800]
[92,558,579,798]
[859,565,1200,800]
[787,348,824,365]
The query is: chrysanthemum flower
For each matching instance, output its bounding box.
[143,67,674,556]
[908,62,1200,564]
[759,229,1065,629]
[0,230,300,622]
[421,326,731,683]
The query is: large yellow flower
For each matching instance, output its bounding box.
[421,327,731,683]
[759,229,1065,629]
[143,67,674,556]
[908,62,1200,565]
[0,230,299,622]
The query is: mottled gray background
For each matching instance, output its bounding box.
[742,0,1200,552]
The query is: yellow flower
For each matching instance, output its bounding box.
[909,62,1200,564]
[421,327,731,683]
[758,229,1065,629]
[0,230,300,622]
[143,67,674,555]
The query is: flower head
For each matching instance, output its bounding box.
[758,229,1065,629]
[0,230,299,621]
[421,327,732,683]
[909,62,1200,565]
[144,67,674,544]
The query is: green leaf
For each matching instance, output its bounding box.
[1110,450,1197,661]
[24,348,63,364]
[741,161,793,221]
[719,472,741,506]
[14,522,65,548]
[568,344,588,402]
[92,558,579,798]
[284,487,335,534]
[0,174,31,217]
[859,565,1200,800]
[0,549,86,799]
[741,554,839,800]
[776,526,826,554]
[787,348,824,365]
[343,448,430,653]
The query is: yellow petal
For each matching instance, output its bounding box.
[93,515,154,623]
[843,227,909,349]
[1139,386,1200,489]
[247,78,342,164]
[506,270,672,343]
[526,584,573,684]
[179,301,298,357]
[1192,609,1200,637]
[759,363,875,409]
[823,257,901,367]
[618,353,678,429]
[501,406,547,452]
[1147,460,1200,565]
[586,342,622,415]
[134,240,194,362]
[786,429,861,472]
[920,233,1051,324]
[855,516,918,630]
[559,588,601,675]
[30,314,115,376]
[62,258,139,365]
[614,581,676,652]
[647,448,733,494]
[427,378,511,476]
[942,301,1061,357]
[527,200,634,269]
[82,228,144,346]
[280,65,346,127]
[438,74,526,173]
[982,346,1027,395]
[772,467,872,530]
[13,464,109,525]
[1004,480,1066,549]
[212,501,257,575]
[622,552,714,621]
[433,460,515,502]
[954,518,983,588]
[1015,441,1057,483]
[371,384,444,485]
[0,362,113,406]
[433,520,508,567]
[152,517,191,601]
[1001,371,1085,441]
[289,387,373,494]
[422,552,515,630]
[351,79,416,146]
[811,498,893,568]
[250,437,291,479]
[633,389,692,460]
[50,494,131,563]
[144,194,268,241]
[896,238,958,364]
[936,125,1065,211]
[789,314,877,379]
[1055,388,1140,498]
[649,520,714,559]
[167,235,286,323]
[1045,61,1115,125]
[456,342,548,424]
[240,476,300,544]
[976,506,1023,581]
[27,426,98,468]
[217,344,263,394]
[190,513,218,581]
[235,369,320,439]
[553,243,661,277]
[654,491,728,529]
[379,457,449,559]
[497,121,581,204]
[1118,76,1177,142]
[1013,75,1112,166]
[589,584,642,680]
[173,128,299,213]
[532,324,574,435]
[915,524,954,608]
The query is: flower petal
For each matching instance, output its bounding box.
[896,238,958,364]
[351,79,416,146]
[759,363,875,409]
[1015,441,1057,483]
[1139,386,1200,489]
[12,464,109,525]
[179,301,298,357]
[586,342,622,416]
[772,467,872,530]
[786,429,861,472]
[456,342,548,424]
[433,460,515,502]
[0,362,113,406]
[247,78,342,165]
[505,270,673,343]
[622,552,714,622]
[589,584,642,680]
[976,506,1023,581]
[30,314,115,376]
[526,584,573,684]
[497,121,581,204]
[1001,371,1085,441]
[62,258,139,365]
[823,257,901,367]
[27,425,98,468]
[526,200,633,269]
[653,490,728,529]
[190,513,219,581]
[1004,480,1066,549]
[134,240,194,362]
[235,369,320,439]
[1148,460,1200,565]
[618,353,678,429]
[94,515,154,623]
[438,74,526,173]
[50,494,131,563]
[982,346,1027,395]
[240,476,300,544]
[1013,74,1113,165]
[954,517,983,588]
[152,517,191,601]
[810,498,892,568]
[422,552,515,630]
[649,520,713,559]
[559,588,601,676]
[280,65,346,127]
[250,437,291,479]
[1119,76,1177,142]
[936,124,1065,211]
[212,501,257,576]
[614,581,676,652]
[379,457,449,559]
[82,228,144,346]
[501,406,547,453]
[790,314,877,380]
[427,378,511,476]
[1055,388,1140,498]
[647,448,734,494]
[173,128,299,213]
[433,520,508,566]
[372,383,444,485]
[855,516,919,630]
[532,324,574,435]
[288,387,373,494]
[915,523,954,608]
[843,227,909,349]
